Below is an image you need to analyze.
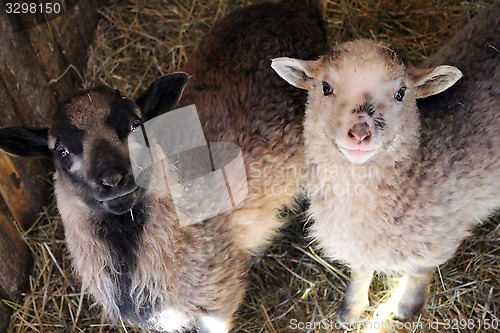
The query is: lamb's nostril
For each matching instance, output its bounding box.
[348,122,371,142]
[100,171,125,188]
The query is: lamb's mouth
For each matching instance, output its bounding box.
[324,131,379,163]
[101,187,142,214]
[337,144,378,164]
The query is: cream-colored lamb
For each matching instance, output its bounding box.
[272,3,499,326]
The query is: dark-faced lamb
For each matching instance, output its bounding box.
[272,2,499,327]
[0,0,328,331]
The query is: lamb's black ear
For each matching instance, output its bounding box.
[0,126,51,158]
[137,73,190,120]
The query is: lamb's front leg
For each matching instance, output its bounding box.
[336,269,374,328]
[391,269,433,321]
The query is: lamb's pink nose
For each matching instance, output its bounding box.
[348,122,371,142]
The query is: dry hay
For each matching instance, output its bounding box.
[6,0,499,332]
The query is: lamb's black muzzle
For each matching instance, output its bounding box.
[93,168,142,214]
[88,140,143,214]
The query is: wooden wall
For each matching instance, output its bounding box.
[0,1,107,330]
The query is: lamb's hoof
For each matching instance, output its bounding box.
[393,298,425,321]
[336,301,364,331]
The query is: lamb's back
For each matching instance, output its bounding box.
[181,0,328,149]
[415,3,500,219]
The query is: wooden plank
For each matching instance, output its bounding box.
[48,0,109,75]
[48,4,93,81]
[0,205,31,301]
[20,18,75,106]
[0,14,60,127]
[0,200,28,261]
[0,77,25,125]
[72,0,101,47]
[8,1,105,106]
[0,202,31,333]
[0,151,51,228]
[0,292,12,333]
[0,153,33,228]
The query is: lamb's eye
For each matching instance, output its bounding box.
[131,119,142,132]
[322,81,333,96]
[55,143,69,158]
[395,87,407,102]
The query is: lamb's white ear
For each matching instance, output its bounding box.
[411,65,463,99]
[271,57,318,90]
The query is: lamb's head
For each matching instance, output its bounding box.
[272,39,462,164]
[0,73,188,215]
[48,88,147,215]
